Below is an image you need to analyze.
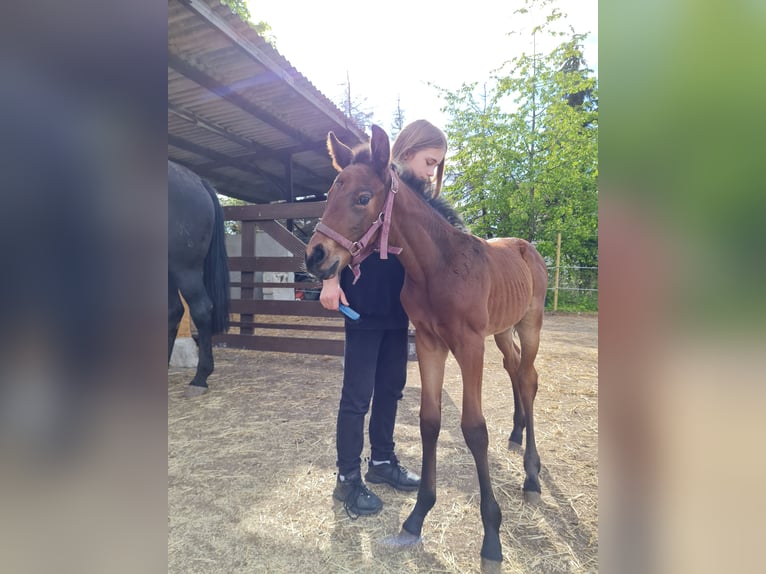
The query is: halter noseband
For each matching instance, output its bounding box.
[314,167,403,284]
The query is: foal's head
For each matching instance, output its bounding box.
[305,125,393,280]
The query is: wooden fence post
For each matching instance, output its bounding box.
[554,232,561,311]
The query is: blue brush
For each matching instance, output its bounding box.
[339,303,360,321]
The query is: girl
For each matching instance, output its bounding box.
[320,120,448,516]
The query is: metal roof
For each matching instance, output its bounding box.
[168,0,367,204]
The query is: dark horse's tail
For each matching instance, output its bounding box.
[201,180,231,335]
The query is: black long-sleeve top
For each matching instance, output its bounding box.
[339,252,408,330]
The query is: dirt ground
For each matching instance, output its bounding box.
[168,313,598,573]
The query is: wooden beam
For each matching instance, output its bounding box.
[227,322,345,334]
[257,220,307,257]
[286,155,294,204]
[168,103,333,187]
[168,102,291,161]
[230,300,340,318]
[224,202,326,221]
[182,0,366,144]
[167,157,277,203]
[229,282,320,289]
[196,151,329,190]
[214,334,344,357]
[168,52,316,148]
[227,257,305,273]
[168,134,286,193]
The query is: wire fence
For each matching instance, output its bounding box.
[546,265,598,312]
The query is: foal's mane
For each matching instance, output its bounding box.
[349,144,467,232]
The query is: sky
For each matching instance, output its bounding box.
[247,0,598,132]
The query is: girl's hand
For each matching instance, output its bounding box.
[319,276,348,310]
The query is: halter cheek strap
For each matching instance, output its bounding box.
[378,168,399,261]
[314,168,402,284]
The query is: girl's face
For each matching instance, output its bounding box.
[402,147,446,183]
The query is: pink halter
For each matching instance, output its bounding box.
[314,167,403,284]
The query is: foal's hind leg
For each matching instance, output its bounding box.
[515,315,543,502]
[177,271,214,393]
[494,329,524,447]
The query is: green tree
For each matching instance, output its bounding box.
[221,0,275,45]
[440,7,597,275]
[218,195,249,235]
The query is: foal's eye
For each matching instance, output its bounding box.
[358,195,370,206]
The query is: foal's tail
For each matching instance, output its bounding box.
[201,180,231,335]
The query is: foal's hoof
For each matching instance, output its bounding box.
[184,384,209,398]
[380,529,421,548]
[508,439,523,453]
[523,489,541,504]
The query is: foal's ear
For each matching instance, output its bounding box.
[369,124,391,176]
[327,131,353,171]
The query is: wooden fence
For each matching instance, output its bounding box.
[214,201,346,356]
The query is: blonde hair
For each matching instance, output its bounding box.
[392,119,447,197]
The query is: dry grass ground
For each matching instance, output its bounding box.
[168,313,597,573]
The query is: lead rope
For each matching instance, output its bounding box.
[377,167,399,262]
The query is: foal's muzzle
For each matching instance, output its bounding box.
[305,244,340,280]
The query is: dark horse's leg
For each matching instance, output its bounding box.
[455,336,503,562]
[177,270,214,394]
[494,329,524,447]
[514,314,543,502]
[168,274,184,364]
[401,332,448,543]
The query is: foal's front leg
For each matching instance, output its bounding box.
[455,337,503,562]
[401,334,448,540]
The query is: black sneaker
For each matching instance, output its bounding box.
[333,471,383,518]
[365,455,420,491]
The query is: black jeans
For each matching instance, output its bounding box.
[336,326,408,477]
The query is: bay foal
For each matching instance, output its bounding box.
[305,126,547,562]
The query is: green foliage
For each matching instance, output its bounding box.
[439,5,598,302]
[546,290,598,313]
[545,265,598,312]
[218,194,249,235]
[221,0,275,45]
[221,0,250,20]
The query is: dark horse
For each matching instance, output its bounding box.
[168,160,230,397]
[305,126,547,563]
